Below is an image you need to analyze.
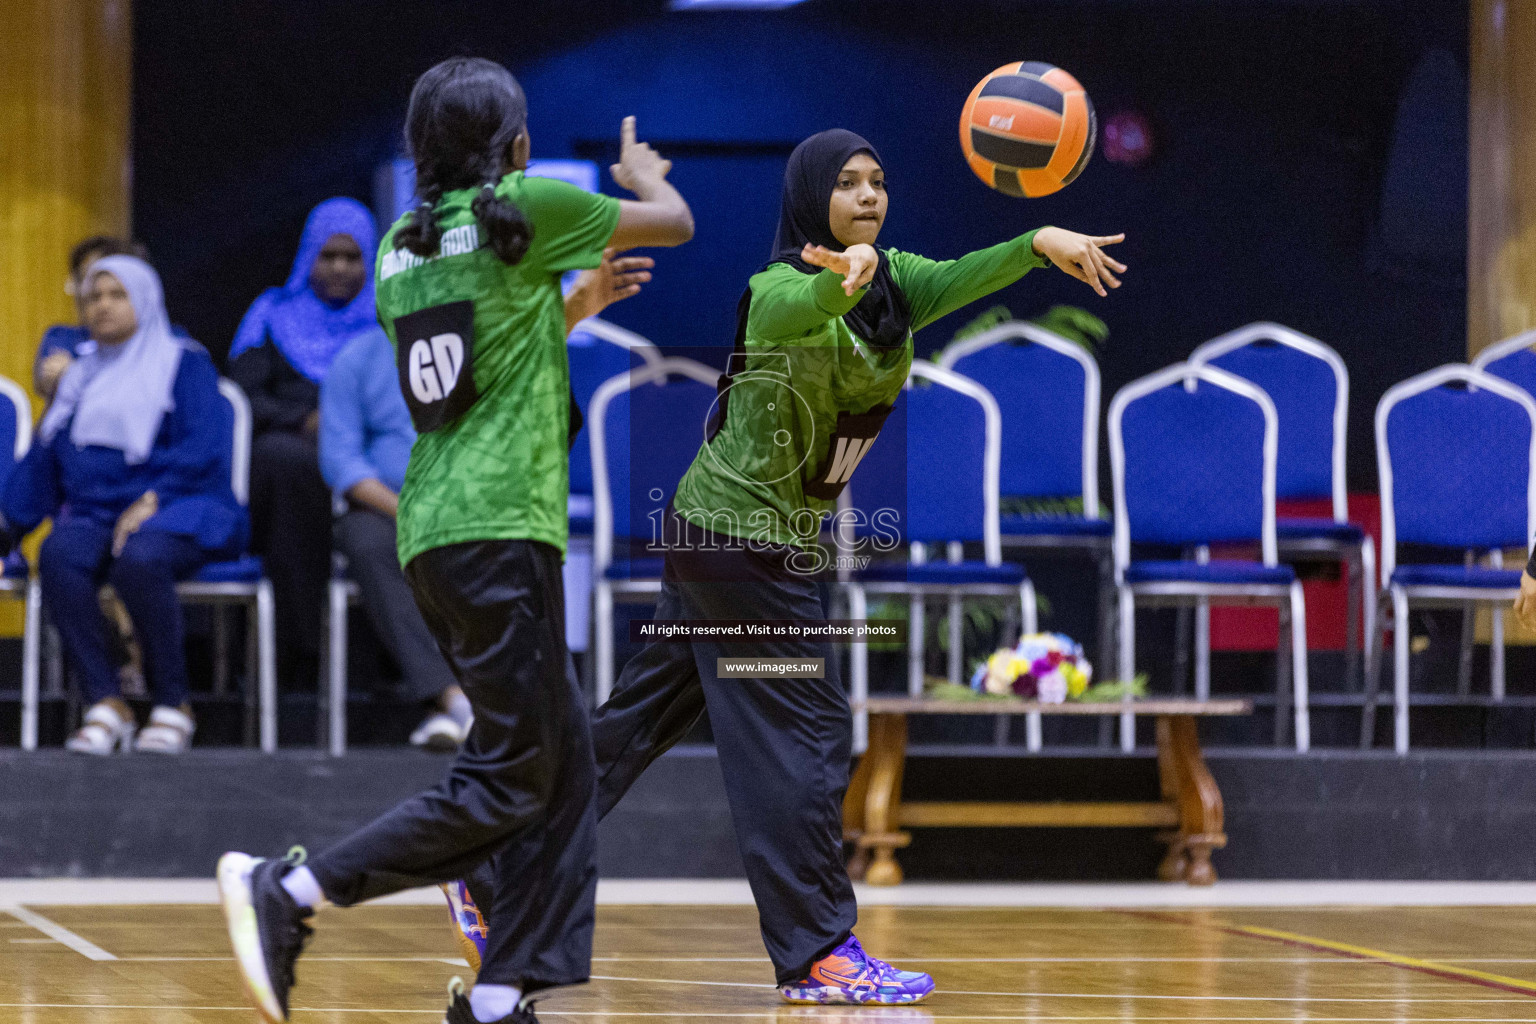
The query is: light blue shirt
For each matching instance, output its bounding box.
[319,328,415,497]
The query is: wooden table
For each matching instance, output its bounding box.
[843,697,1253,886]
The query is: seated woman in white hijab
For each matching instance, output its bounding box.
[0,256,247,754]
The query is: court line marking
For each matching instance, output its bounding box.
[1123,909,1536,999]
[4,906,116,961]
[12,877,1536,907]
[100,953,1536,965]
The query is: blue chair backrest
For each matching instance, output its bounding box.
[1205,342,1337,502]
[1379,368,1534,552]
[597,362,719,544]
[947,332,1092,501]
[846,364,1000,560]
[568,330,646,495]
[0,376,31,495]
[905,377,989,546]
[1481,345,1536,402]
[1113,366,1275,551]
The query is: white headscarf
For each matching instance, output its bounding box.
[40,256,186,466]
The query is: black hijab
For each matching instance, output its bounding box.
[738,129,912,351]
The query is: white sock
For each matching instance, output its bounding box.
[280,865,324,909]
[444,689,473,728]
[470,983,522,1022]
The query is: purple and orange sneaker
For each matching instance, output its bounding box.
[779,934,935,1005]
[440,880,487,973]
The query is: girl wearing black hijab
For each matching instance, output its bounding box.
[446,129,1125,1006]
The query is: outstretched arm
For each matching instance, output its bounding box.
[894,228,1126,333]
[608,117,695,250]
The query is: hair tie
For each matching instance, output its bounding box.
[480,181,497,194]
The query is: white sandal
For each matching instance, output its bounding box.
[134,706,195,754]
[66,701,136,755]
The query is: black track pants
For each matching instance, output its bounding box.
[308,539,597,992]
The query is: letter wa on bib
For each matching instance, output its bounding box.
[395,301,479,433]
[803,405,893,500]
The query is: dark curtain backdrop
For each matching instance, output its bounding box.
[133,0,1467,490]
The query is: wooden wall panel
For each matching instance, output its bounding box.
[1469,0,1536,357]
[0,1,131,637]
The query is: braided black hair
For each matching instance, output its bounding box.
[394,57,533,265]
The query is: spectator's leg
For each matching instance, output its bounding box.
[250,430,332,684]
[39,519,116,705]
[108,529,208,711]
[334,507,458,707]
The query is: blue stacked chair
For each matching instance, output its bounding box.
[1109,362,1311,752]
[568,317,663,533]
[1474,328,1536,399]
[844,362,1039,751]
[1189,323,1376,700]
[1366,364,1536,753]
[939,322,1114,670]
[172,380,278,751]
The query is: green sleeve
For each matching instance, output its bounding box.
[513,175,622,274]
[746,262,866,341]
[888,229,1048,333]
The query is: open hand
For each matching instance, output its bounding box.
[800,242,878,296]
[1517,570,1536,631]
[566,248,656,324]
[1032,227,1127,297]
[113,491,158,557]
[611,116,672,194]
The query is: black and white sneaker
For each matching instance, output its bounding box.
[217,847,314,1023]
[442,976,539,1024]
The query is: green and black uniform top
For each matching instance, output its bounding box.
[673,129,1048,549]
[375,172,620,567]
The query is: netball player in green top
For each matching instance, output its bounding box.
[217,57,693,1024]
[444,128,1126,1007]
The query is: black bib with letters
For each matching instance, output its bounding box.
[802,404,893,501]
[395,301,479,433]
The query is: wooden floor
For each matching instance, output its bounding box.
[6,901,1536,1021]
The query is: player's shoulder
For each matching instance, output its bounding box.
[503,170,582,202]
[503,171,613,225]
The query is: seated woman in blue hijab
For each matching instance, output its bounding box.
[1,256,246,754]
[229,198,376,687]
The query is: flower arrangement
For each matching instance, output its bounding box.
[969,632,1092,703]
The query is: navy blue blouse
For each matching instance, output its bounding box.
[3,344,247,557]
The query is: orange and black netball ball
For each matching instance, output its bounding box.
[960,61,1096,197]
